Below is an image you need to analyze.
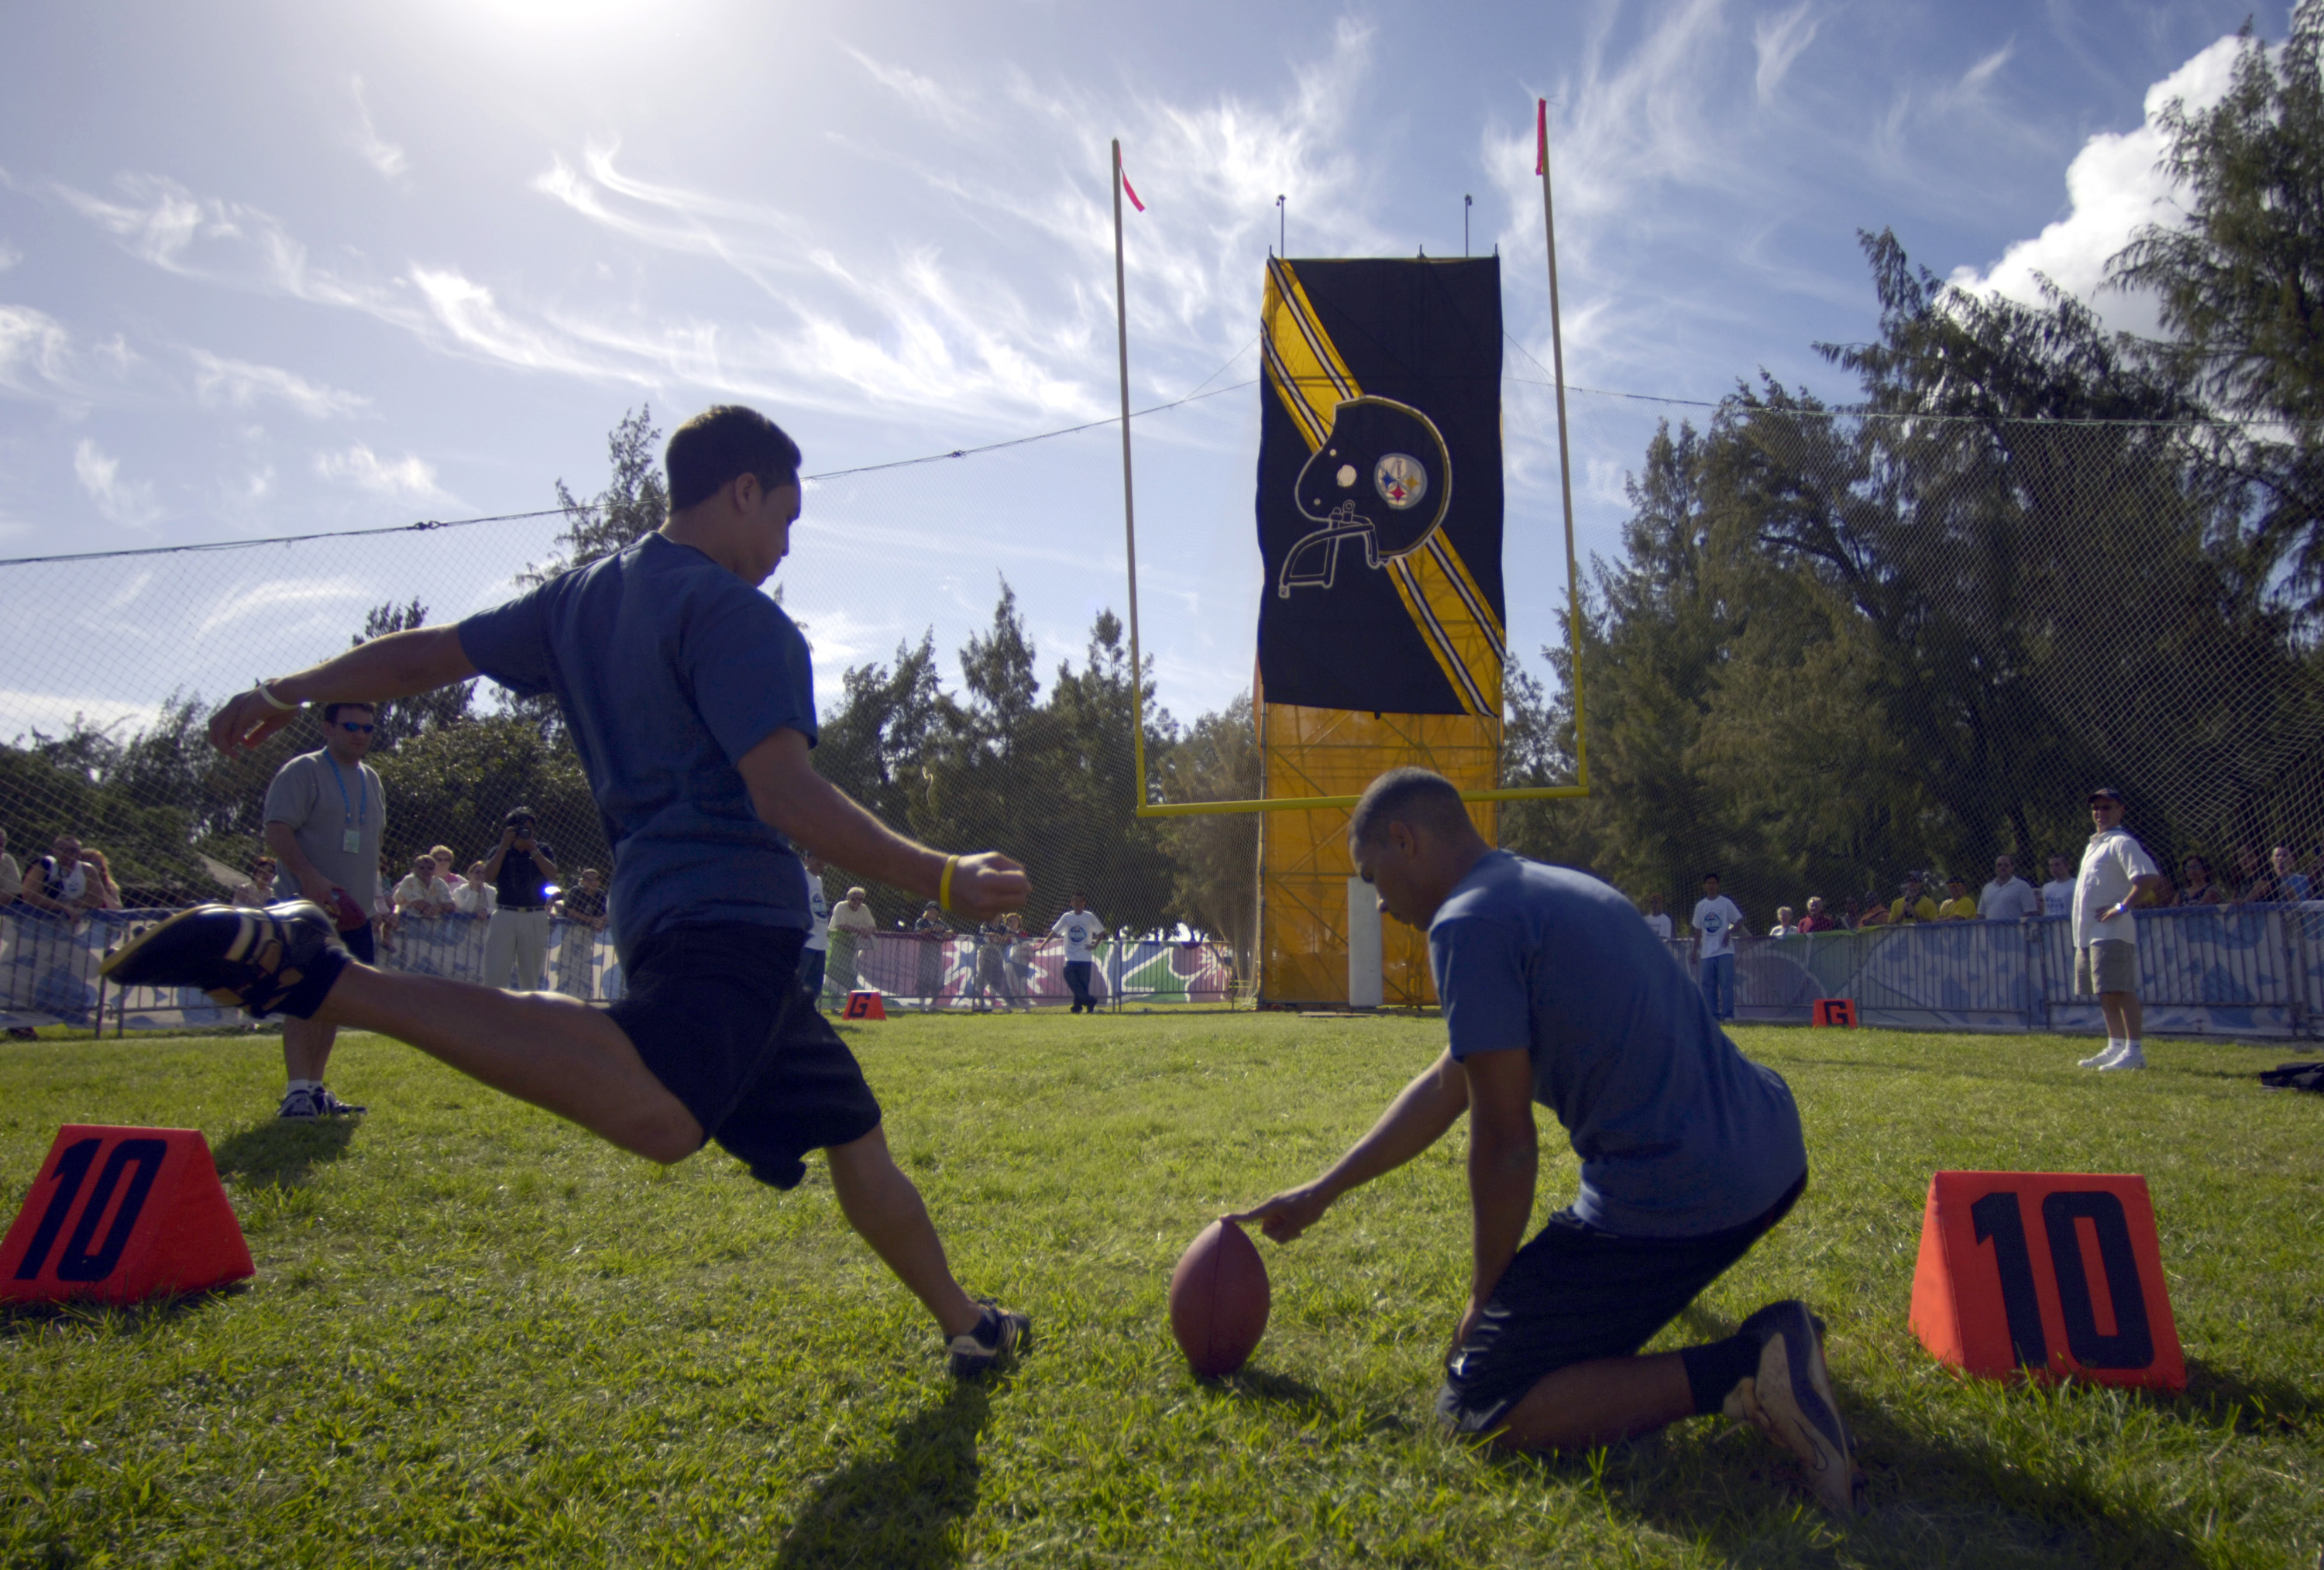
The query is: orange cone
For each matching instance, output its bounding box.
[2,1126,255,1304]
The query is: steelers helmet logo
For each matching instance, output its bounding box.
[1374,454,1426,509]
[1281,395,1452,596]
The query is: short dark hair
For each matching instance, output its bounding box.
[1702,871,1721,883]
[505,806,537,826]
[1348,768,1473,849]
[321,701,374,724]
[667,406,803,511]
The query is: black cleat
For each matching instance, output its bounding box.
[101,902,350,1019]
[315,1086,368,1117]
[947,1298,1031,1378]
[1723,1300,1864,1515]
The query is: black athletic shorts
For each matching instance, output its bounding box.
[1437,1169,1809,1434]
[342,922,376,965]
[606,922,882,1189]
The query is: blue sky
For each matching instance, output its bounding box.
[0,0,2282,741]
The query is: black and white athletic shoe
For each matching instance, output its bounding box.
[947,1298,1031,1378]
[101,902,349,1019]
[315,1086,368,1117]
[1724,1300,1863,1515]
[277,1086,321,1121]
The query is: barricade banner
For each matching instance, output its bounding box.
[1655,905,2324,1038]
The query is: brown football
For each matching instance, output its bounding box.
[1169,1218,1270,1377]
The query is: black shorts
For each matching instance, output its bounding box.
[342,922,377,965]
[1438,1170,1808,1434]
[606,922,882,1189]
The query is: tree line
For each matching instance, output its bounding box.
[1501,7,2324,919]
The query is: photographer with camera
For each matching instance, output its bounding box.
[480,806,561,991]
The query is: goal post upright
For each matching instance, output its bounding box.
[1112,137,1151,812]
[1538,95,1590,797]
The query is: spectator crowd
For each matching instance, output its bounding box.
[1642,841,2323,943]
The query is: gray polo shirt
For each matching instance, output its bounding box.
[263,749,385,910]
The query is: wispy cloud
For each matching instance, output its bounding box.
[349,77,408,180]
[191,349,369,417]
[0,304,75,397]
[74,438,160,527]
[194,576,370,639]
[315,442,450,502]
[0,242,20,273]
[1753,3,1821,105]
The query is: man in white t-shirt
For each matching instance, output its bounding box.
[2038,853,2075,919]
[2072,788,2168,1072]
[1691,873,1745,1023]
[1978,854,2040,922]
[1642,891,1673,942]
[1050,894,1109,1015]
[797,850,832,1010]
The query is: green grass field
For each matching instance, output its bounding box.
[2,1015,2318,1568]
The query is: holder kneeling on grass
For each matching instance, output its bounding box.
[1231,768,1864,1516]
[103,404,1030,1380]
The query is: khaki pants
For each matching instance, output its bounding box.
[484,907,551,991]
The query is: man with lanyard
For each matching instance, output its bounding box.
[1049,894,1109,1014]
[798,850,832,1011]
[1232,769,1858,1514]
[480,806,560,991]
[260,702,383,1119]
[107,404,1033,1378]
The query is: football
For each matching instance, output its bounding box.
[1169,1217,1270,1377]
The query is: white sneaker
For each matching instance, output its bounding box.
[2097,1045,2147,1071]
[2078,1042,2123,1068]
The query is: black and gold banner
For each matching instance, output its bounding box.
[1255,257,1504,716]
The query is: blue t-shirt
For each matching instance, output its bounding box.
[459,534,816,960]
[1429,850,1806,1238]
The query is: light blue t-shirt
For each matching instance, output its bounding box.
[459,533,816,961]
[1429,850,1807,1238]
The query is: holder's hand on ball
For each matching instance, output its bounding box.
[1226,1183,1332,1244]
[947,852,1029,920]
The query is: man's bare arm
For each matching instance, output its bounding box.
[734,727,1026,920]
[1229,1049,1472,1242]
[1461,1048,1538,1314]
[210,627,477,754]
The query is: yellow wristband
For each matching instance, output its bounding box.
[939,855,960,913]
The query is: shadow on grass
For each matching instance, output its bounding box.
[2169,1356,2322,1437]
[1508,1303,2233,1567]
[1196,1365,1421,1439]
[1483,1390,2219,1570]
[0,1282,248,1340]
[211,1118,356,1188]
[771,1383,991,1568]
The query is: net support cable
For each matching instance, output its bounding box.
[1118,105,1593,817]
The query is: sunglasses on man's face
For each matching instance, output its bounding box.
[339,722,375,733]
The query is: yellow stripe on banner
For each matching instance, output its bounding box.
[1262,257,1359,452]
[1425,534,1507,662]
[1387,556,1497,716]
